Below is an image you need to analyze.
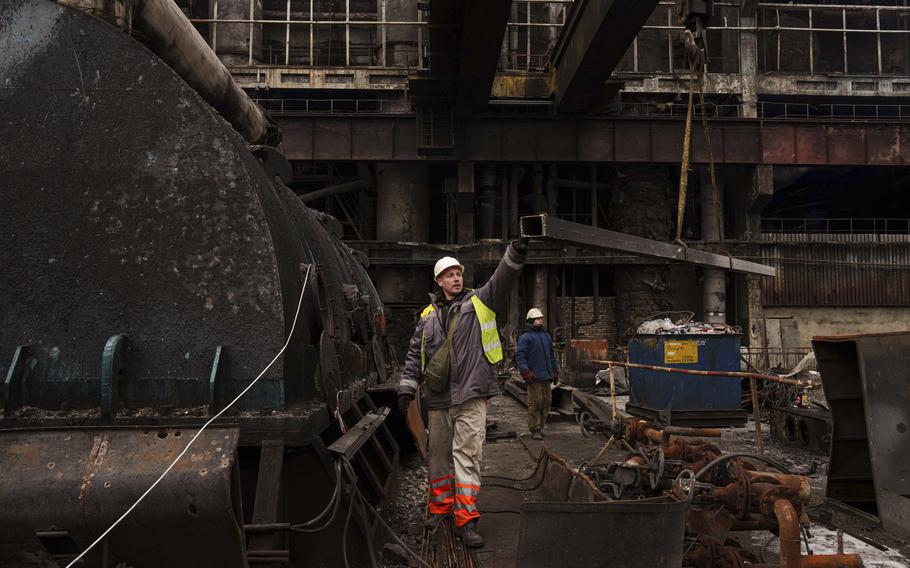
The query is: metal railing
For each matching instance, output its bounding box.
[617,101,910,122]
[250,97,397,114]
[619,101,745,118]
[618,3,910,78]
[499,53,551,73]
[193,1,910,85]
[741,347,812,372]
[190,0,573,70]
[761,218,910,235]
[758,102,910,120]
[758,4,910,76]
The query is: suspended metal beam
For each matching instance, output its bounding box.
[519,214,776,277]
[551,0,658,111]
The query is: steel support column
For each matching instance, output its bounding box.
[701,171,726,324]
[457,162,476,245]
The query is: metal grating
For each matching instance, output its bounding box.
[416,105,455,156]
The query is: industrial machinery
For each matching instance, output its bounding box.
[573,391,865,568]
[0,1,397,566]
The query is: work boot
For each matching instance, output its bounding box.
[455,521,484,548]
[424,512,449,530]
[530,428,543,440]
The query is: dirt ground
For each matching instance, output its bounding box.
[378,389,910,567]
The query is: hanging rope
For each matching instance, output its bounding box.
[675,28,723,245]
[674,61,697,243]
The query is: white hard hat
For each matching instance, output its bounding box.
[434,256,464,279]
[526,308,544,320]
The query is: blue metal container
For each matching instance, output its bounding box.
[626,334,746,427]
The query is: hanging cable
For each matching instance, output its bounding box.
[290,461,344,533]
[66,265,313,568]
[698,75,723,244]
[340,457,434,568]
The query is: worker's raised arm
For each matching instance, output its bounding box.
[474,240,527,313]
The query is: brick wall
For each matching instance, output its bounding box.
[556,296,617,341]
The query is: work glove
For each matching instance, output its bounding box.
[511,237,528,255]
[397,393,414,416]
[520,369,535,383]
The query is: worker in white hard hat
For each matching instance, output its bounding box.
[397,240,528,548]
[515,307,559,440]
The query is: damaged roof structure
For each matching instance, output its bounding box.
[1,0,909,567]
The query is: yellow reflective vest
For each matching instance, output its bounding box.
[420,294,503,371]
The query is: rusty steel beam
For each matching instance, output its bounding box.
[520,214,776,277]
[551,0,659,111]
[456,0,513,111]
[276,115,910,165]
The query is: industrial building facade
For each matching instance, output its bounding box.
[172,0,910,372]
[4,1,910,566]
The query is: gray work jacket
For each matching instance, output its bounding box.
[398,244,526,409]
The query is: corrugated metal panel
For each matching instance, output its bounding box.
[759,234,910,244]
[760,244,910,306]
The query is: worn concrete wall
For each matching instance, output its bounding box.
[764,307,910,348]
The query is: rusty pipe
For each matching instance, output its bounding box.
[774,498,803,568]
[799,554,864,568]
[664,425,722,438]
[771,498,864,568]
[746,470,812,507]
[626,419,721,446]
[587,359,809,387]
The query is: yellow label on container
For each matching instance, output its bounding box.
[664,340,698,364]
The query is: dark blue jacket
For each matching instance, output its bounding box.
[516,327,558,383]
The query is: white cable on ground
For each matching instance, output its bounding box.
[67,265,312,567]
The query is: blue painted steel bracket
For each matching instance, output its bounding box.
[209,345,223,412]
[101,334,127,417]
[3,346,35,414]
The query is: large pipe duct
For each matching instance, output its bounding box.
[63,0,272,144]
[132,0,272,144]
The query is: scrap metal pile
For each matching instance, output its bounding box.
[574,391,864,568]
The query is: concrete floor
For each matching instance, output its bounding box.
[380,390,910,567]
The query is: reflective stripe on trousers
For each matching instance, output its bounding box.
[428,474,454,515]
[454,483,480,527]
[426,397,486,525]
